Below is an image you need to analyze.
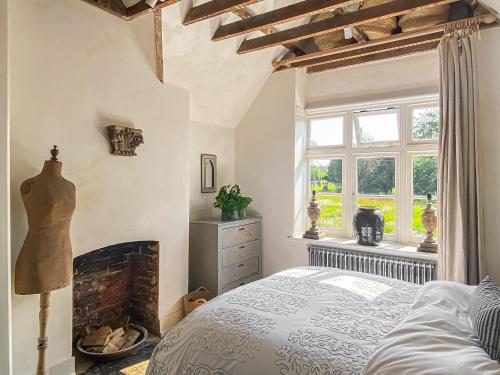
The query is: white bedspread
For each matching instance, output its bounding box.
[146,267,421,375]
[363,281,500,375]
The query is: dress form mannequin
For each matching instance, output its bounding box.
[15,146,76,375]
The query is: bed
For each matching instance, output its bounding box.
[146,267,500,375]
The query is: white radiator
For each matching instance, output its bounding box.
[308,245,437,284]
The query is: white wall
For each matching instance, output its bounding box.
[306,51,440,107]
[0,0,12,373]
[10,1,190,374]
[189,121,235,221]
[236,70,308,277]
[477,27,500,282]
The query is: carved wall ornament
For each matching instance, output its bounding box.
[107,125,144,156]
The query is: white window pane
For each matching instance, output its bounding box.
[310,159,343,229]
[412,107,439,141]
[318,196,343,229]
[353,110,399,145]
[310,159,342,193]
[412,155,437,196]
[357,157,396,195]
[309,117,344,147]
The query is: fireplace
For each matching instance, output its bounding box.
[73,241,160,340]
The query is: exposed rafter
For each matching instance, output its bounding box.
[80,0,180,20]
[80,0,127,19]
[351,26,368,43]
[306,41,440,74]
[127,0,180,19]
[154,9,164,83]
[183,0,261,25]
[237,0,459,54]
[286,32,443,70]
[231,7,306,55]
[273,13,498,70]
[212,0,361,41]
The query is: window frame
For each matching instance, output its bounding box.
[407,151,439,243]
[406,102,441,144]
[307,112,348,150]
[307,156,346,236]
[352,107,400,148]
[305,95,439,244]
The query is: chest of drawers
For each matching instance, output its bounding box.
[189,217,261,294]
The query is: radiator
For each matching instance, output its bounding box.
[308,245,437,284]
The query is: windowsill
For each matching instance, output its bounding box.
[288,235,438,262]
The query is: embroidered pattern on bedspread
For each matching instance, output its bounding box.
[147,267,421,375]
[226,287,308,316]
[275,329,371,375]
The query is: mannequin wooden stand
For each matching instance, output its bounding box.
[37,292,51,375]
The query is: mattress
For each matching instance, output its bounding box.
[146,266,421,375]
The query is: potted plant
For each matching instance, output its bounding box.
[213,185,252,221]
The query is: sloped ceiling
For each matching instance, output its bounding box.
[161,1,289,128]
[157,0,499,128]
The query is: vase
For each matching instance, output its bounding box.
[303,191,321,240]
[417,194,438,253]
[353,206,384,246]
[221,209,240,221]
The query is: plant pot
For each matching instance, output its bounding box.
[221,209,240,221]
[353,206,384,246]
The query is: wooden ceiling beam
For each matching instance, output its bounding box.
[307,41,440,74]
[273,13,497,69]
[283,31,443,70]
[213,0,360,41]
[351,26,368,43]
[231,7,306,55]
[80,0,180,20]
[80,0,128,19]
[154,9,164,83]
[237,0,459,54]
[183,0,261,25]
[126,0,180,20]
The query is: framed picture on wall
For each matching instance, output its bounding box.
[201,154,217,193]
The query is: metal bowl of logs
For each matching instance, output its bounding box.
[76,323,148,361]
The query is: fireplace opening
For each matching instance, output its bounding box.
[73,241,160,343]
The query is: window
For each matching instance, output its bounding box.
[411,155,438,237]
[310,159,343,228]
[306,96,439,243]
[353,109,399,146]
[409,105,439,142]
[308,116,345,148]
[355,157,397,235]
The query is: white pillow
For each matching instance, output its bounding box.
[363,281,500,375]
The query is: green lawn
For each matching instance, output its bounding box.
[316,194,435,237]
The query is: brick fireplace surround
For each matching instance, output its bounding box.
[73,241,160,339]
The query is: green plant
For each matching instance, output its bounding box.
[213,185,253,216]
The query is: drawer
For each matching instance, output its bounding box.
[221,273,259,294]
[222,240,260,268]
[221,256,259,286]
[222,222,259,248]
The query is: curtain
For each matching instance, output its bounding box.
[438,28,484,285]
